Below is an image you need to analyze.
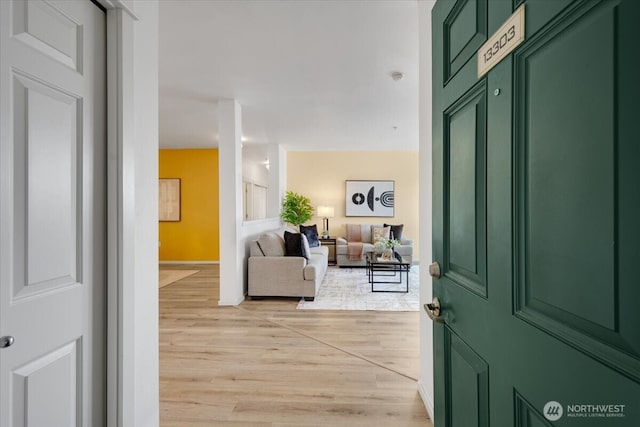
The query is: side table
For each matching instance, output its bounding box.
[319,237,337,265]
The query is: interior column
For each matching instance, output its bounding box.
[218,99,245,305]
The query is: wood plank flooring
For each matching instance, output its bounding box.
[159,264,432,426]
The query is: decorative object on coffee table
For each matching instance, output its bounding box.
[373,235,400,260]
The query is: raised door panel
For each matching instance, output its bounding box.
[12,0,83,72]
[514,392,552,427]
[514,0,639,381]
[445,329,489,427]
[12,72,81,298]
[12,341,80,426]
[444,82,487,297]
[443,0,488,82]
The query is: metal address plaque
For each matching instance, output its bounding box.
[477,5,525,78]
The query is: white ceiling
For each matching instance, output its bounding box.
[159,0,419,151]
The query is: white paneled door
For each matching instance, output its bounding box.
[0,1,106,425]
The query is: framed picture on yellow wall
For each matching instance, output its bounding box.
[159,178,181,221]
[345,180,394,217]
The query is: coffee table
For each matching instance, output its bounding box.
[366,252,410,293]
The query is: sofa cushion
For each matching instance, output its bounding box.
[371,225,390,242]
[360,224,373,243]
[300,224,320,247]
[257,232,286,256]
[250,240,264,256]
[384,223,404,241]
[309,244,329,257]
[284,231,311,259]
[284,231,303,257]
[301,233,311,260]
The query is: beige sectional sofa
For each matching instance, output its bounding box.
[336,223,413,267]
[248,228,328,301]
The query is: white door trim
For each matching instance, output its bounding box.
[95,1,141,426]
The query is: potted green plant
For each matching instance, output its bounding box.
[280,190,314,226]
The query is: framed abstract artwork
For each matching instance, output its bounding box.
[345,180,394,217]
[159,178,181,221]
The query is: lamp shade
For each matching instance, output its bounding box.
[317,206,334,218]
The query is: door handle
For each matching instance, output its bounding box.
[424,297,446,323]
[429,262,441,279]
[0,336,14,348]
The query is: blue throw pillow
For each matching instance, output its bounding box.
[299,224,320,247]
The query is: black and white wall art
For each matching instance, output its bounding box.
[345,180,394,217]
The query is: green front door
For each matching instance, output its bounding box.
[431,0,640,426]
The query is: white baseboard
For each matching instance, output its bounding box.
[159,261,220,265]
[418,380,435,423]
[218,295,245,306]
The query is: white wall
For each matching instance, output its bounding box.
[418,0,436,420]
[242,145,270,188]
[132,1,159,426]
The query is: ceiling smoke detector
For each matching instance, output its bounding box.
[391,71,404,81]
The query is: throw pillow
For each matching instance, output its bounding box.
[300,233,311,260]
[256,232,286,256]
[384,223,404,241]
[299,224,320,247]
[284,231,303,257]
[371,225,390,242]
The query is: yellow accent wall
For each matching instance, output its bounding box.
[159,149,219,261]
[287,151,420,261]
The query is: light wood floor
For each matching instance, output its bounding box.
[159,264,432,426]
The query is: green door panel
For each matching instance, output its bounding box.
[445,82,487,297]
[618,0,640,372]
[515,392,554,427]
[444,0,488,81]
[432,0,640,425]
[447,329,489,427]
[513,0,640,382]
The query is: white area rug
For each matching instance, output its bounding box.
[297,266,419,311]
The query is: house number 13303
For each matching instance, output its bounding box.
[483,25,516,64]
[477,5,525,78]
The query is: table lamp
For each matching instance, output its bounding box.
[317,206,334,238]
